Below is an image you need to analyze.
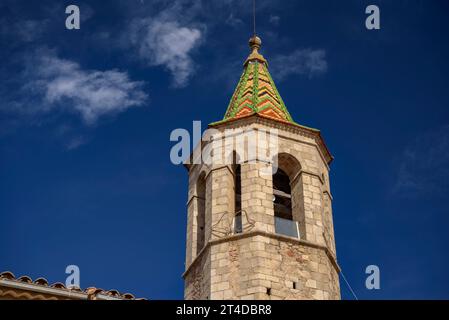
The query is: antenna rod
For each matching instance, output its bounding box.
[253,0,256,35]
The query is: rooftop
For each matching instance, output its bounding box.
[0,271,146,300]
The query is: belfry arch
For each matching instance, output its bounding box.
[272,153,306,239]
[195,172,206,256]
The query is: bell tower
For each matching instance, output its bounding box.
[183,35,340,300]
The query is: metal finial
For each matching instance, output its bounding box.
[249,35,262,52]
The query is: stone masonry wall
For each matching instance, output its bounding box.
[184,246,211,300]
[184,118,339,300]
[185,233,340,300]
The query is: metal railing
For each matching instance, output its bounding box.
[230,212,300,239]
[274,216,300,239]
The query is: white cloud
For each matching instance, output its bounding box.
[394,125,449,196]
[66,135,88,150]
[225,13,244,28]
[24,50,148,124]
[17,20,49,42]
[270,49,328,80]
[129,17,203,88]
[269,15,280,26]
[0,18,49,43]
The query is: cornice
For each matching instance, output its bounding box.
[209,114,333,166]
[182,230,341,279]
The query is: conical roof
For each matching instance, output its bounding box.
[216,36,295,124]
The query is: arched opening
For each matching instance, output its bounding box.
[234,164,242,233]
[273,168,292,220]
[196,173,206,254]
[233,152,242,234]
[272,153,302,239]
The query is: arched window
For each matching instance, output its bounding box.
[234,164,242,233]
[196,173,206,254]
[273,153,302,239]
[273,168,292,220]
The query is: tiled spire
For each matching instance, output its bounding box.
[217,35,294,124]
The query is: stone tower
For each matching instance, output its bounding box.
[183,36,340,300]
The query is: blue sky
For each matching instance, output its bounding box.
[1,0,448,299]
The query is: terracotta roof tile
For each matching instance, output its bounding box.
[51,282,66,289]
[34,278,49,286]
[122,293,135,299]
[17,276,33,283]
[0,271,15,280]
[0,271,145,300]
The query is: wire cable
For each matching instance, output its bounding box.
[340,269,359,300]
